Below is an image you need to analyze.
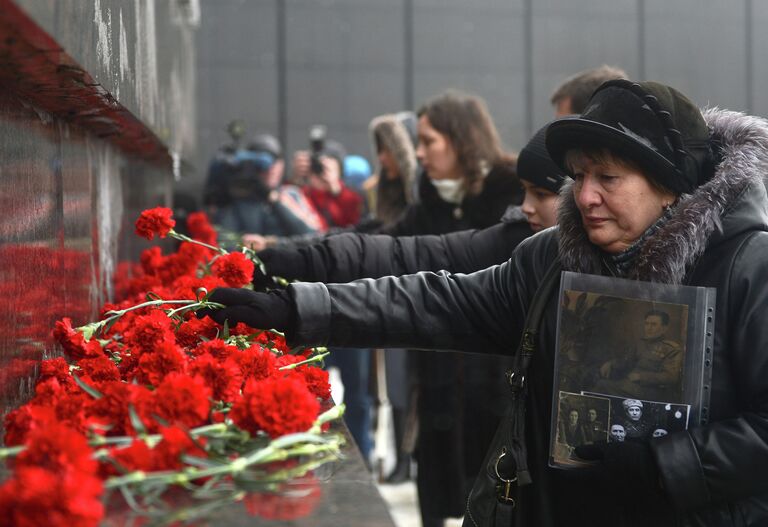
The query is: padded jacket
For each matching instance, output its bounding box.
[296,206,533,283]
[287,109,768,526]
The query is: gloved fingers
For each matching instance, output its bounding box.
[196,306,215,320]
[207,305,262,328]
[208,287,262,306]
[256,247,278,267]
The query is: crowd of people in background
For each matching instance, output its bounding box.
[197,65,629,527]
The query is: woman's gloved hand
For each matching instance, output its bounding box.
[252,247,309,291]
[198,288,293,333]
[575,440,676,524]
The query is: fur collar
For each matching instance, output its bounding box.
[557,108,768,284]
[368,114,418,205]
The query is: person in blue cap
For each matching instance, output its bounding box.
[209,133,324,238]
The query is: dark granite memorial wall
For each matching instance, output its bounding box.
[0,1,190,415]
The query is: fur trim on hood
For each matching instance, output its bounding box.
[368,114,419,213]
[557,108,768,284]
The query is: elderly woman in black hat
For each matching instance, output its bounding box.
[203,80,768,526]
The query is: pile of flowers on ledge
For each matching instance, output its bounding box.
[0,208,343,526]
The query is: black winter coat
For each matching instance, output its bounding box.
[287,109,768,526]
[323,161,523,519]
[382,161,523,237]
[295,207,533,283]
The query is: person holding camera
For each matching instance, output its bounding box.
[207,133,324,239]
[291,138,364,230]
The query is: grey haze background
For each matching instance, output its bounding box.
[192,0,767,194]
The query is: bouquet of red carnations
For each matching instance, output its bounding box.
[0,208,343,526]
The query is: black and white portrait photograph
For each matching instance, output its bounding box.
[557,291,689,403]
[582,392,691,442]
[551,391,611,467]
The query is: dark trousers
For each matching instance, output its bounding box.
[326,347,373,462]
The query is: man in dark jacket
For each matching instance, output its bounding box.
[203,82,768,526]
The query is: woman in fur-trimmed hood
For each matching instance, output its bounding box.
[203,80,768,526]
[365,112,419,228]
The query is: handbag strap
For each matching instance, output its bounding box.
[507,259,562,394]
[495,259,561,503]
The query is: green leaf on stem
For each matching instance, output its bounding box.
[72,373,103,399]
[146,291,163,302]
[129,404,147,436]
[181,455,225,469]
[102,316,121,336]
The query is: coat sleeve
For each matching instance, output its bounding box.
[286,255,528,354]
[300,220,531,283]
[651,232,768,511]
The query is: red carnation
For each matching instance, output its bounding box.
[136,340,188,387]
[135,207,175,240]
[38,357,78,392]
[122,310,176,356]
[175,315,219,349]
[152,426,207,471]
[77,355,121,383]
[230,322,260,336]
[299,366,331,400]
[87,381,153,436]
[29,380,90,434]
[52,318,103,361]
[151,373,212,429]
[3,405,57,446]
[106,439,155,474]
[0,466,104,527]
[188,353,243,402]
[192,339,239,360]
[255,330,290,353]
[230,377,320,438]
[233,345,278,382]
[16,422,96,476]
[211,252,255,288]
[187,211,218,246]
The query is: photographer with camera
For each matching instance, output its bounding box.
[291,127,364,230]
[209,133,325,240]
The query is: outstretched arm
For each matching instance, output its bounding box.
[256,220,531,285]
[289,260,524,353]
[206,255,530,357]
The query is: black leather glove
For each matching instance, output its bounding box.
[575,440,675,524]
[252,247,309,291]
[198,288,294,333]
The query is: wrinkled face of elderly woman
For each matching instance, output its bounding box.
[567,151,677,254]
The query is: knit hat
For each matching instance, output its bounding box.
[545,80,714,194]
[517,122,567,193]
[343,155,372,189]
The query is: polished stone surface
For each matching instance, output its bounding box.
[101,419,397,527]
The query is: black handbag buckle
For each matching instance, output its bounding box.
[494,449,518,505]
[505,369,526,392]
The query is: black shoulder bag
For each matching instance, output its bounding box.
[464,261,561,527]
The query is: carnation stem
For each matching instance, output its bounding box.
[89,423,229,447]
[103,437,344,489]
[169,229,228,255]
[278,352,330,370]
[103,410,346,489]
[0,445,24,459]
[84,299,225,338]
